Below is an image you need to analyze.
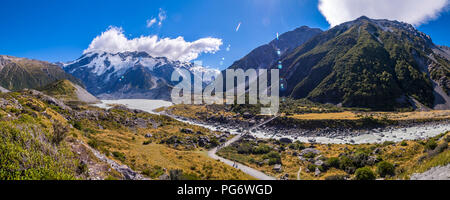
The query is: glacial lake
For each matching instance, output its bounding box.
[93,99,173,114]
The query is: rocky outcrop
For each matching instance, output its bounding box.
[410,164,450,180]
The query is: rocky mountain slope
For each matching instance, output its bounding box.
[0,55,82,91]
[268,17,450,110]
[62,51,220,100]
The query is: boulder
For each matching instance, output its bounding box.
[279,138,293,144]
[181,128,194,134]
[300,148,321,156]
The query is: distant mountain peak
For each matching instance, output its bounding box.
[62,50,220,100]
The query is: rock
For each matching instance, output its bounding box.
[158,174,170,180]
[314,160,324,167]
[373,148,381,154]
[300,148,321,156]
[219,137,227,143]
[315,168,321,176]
[279,137,293,144]
[181,128,194,134]
[273,164,282,173]
[144,134,153,138]
[243,112,253,119]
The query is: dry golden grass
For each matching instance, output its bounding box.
[83,125,254,180]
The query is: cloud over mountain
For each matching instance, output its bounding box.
[84,26,222,62]
[318,0,449,27]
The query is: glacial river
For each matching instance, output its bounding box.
[93,100,450,144]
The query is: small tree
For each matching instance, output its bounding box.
[355,167,376,180]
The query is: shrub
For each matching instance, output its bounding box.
[112,151,126,162]
[288,142,306,150]
[326,157,340,169]
[142,165,165,179]
[237,143,252,154]
[425,139,437,151]
[263,152,281,165]
[143,140,152,145]
[52,122,69,146]
[339,156,355,173]
[307,164,317,172]
[355,167,376,180]
[87,139,99,148]
[72,121,83,130]
[435,142,448,153]
[252,145,272,154]
[168,169,199,180]
[376,161,395,178]
[303,152,316,159]
[383,141,395,146]
[400,141,408,146]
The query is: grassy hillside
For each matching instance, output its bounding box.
[0,55,82,91]
[0,90,252,180]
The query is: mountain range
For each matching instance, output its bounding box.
[228,16,450,110]
[61,51,220,100]
[0,16,449,110]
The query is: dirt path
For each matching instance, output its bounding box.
[208,134,276,180]
[207,115,281,180]
[297,167,302,180]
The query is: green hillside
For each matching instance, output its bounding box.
[277,17,450,110]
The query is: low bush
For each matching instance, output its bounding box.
[355,167,376,180]
[376,161,395,178]
[326,157,340,169]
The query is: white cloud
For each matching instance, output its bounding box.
[146,18,157,28]
[318,0,449,27]
[158,8,167,27]
[84,26,223,62]
[146,8,167,28]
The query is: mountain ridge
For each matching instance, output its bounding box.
[0,55,83,91]
[270,17,450,110]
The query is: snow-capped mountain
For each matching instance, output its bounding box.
[62,51,220,100]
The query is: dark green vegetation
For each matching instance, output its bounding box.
[267,17,450,110]
[217,132,450,180]
[0,55,82,91]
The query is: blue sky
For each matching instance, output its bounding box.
[0,0,449,70]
